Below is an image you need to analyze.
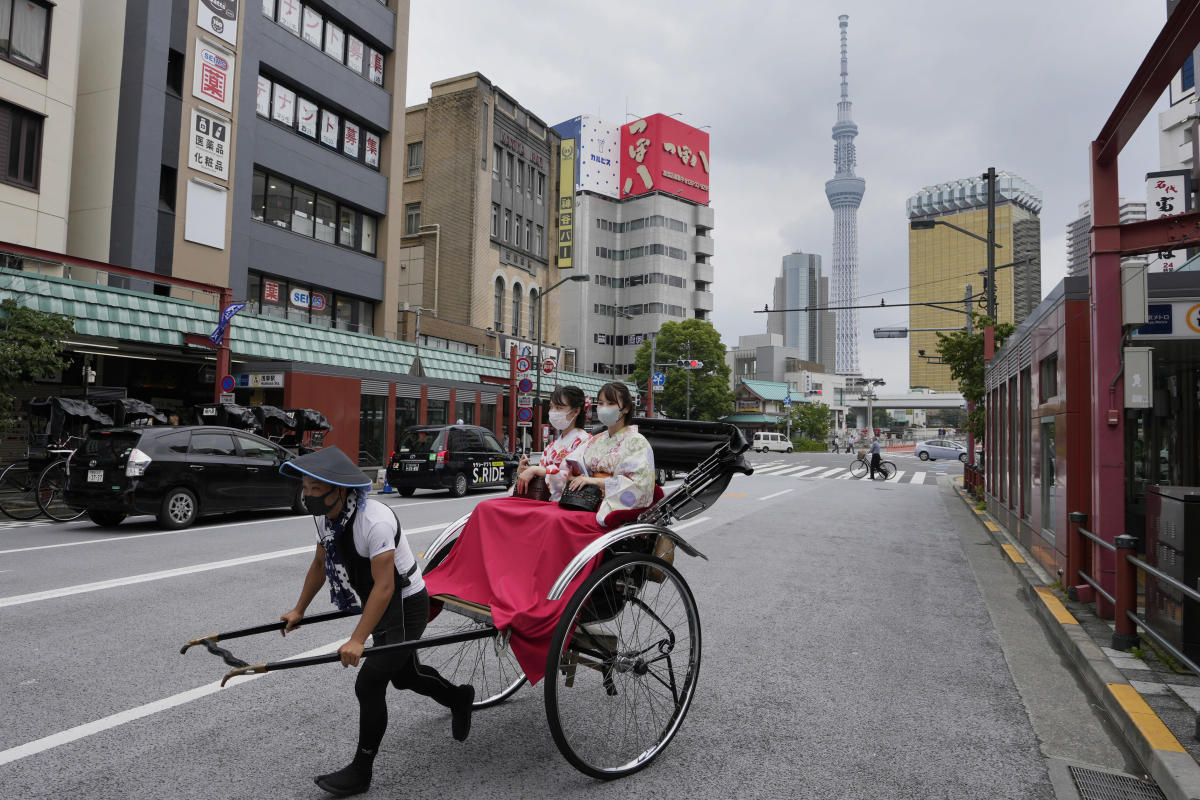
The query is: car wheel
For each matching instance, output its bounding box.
[918,451,930,461]
[159,487,198,529]
[959,453,969,463]
[399,486,416,497]
[291,485,307,515]
[786,447,793,453]
[87,509,126,527]
[449,473,469,498]
[505,469,516,489]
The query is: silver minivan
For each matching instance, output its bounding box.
[752,432,793,453]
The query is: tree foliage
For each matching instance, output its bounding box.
[934,314,1014,442]
[0,299,75,427]
[787,401,832,441]
[632,320,733,421]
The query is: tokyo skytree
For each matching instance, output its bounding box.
[824,14,865,376]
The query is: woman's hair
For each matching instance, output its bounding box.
[597,382,636,426]
[550,385,587,431]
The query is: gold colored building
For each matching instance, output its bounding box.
[907,172,1042,390]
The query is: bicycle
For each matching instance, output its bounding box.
[36,435,88,522]
[0,462,41,520]
[849,453,896,481]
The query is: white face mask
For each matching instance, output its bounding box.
[548,409,575,431]
[597,405,623,427]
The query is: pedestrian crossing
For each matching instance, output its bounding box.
[747,460,937,485]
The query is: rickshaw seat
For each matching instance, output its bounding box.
[600,485,664,528]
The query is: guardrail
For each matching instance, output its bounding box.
[1070,511,1200,678]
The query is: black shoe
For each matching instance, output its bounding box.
[452,685,475,742]
[314,763,371,797]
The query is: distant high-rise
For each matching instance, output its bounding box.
[1066,199,1146,278]
[769,251,832,369]
[824,14,865,376]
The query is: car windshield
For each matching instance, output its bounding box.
[398,429,445,455]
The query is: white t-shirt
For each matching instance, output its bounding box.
[314,498,424,598]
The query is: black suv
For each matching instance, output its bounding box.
[65,426,305,529]
[386,424,518,497]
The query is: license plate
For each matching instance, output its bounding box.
[405,463,419,472]
[87,470,104,482]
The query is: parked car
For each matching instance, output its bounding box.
[914,439,973,462]
[65,426,305,529]
[386,424,518,497]
[751,432,793,453]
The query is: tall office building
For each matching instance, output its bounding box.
[824,14,865,376]
[907,171,1042,390]
[1066,199,1146,277]
[768,250,832,368]
[553,113,715,377]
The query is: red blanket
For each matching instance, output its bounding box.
[423,496,608,684]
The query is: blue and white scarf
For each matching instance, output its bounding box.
[318,487,370,612]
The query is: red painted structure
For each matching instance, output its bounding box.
[619,114,711,204]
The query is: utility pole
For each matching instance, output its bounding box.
[682,341,692,420]
[984,167,997,321]
[964,284,976,470]
[648,336,656,417]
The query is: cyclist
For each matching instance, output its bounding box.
[869,437,882,479]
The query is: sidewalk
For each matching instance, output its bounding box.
[952,478,1200,800]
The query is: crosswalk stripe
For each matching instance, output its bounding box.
[889,471,906,483]
[791,466,826,477]
[819,468,844,478]
[753,464,796,475]
[771,465,813,476]
[837,470,859,479]
[911,471,926,485]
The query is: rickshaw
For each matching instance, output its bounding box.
[93,397,168,428]
[0,396,113,521]
[192,402,259,430]
[280,407,331,454]
[250,405,296,444]
[182,418,752,779]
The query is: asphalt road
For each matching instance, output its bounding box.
[0,450,1131,799]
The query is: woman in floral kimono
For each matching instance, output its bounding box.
[424,382,655,683]
[513,385,591,501]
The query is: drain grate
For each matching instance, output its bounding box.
[1068,766,1166,800]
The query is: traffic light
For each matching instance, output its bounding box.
[677,359,703,369]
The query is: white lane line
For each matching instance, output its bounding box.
[0,638,342,766]
[910,471,927,485]
[759,489,794,500]
[790,466,826,478]
[836,470,859,479]
[770,465,812,477]
[749,464,792,475]
[889,471,906,483]
[818,468,845,478]
[0,516,291,555]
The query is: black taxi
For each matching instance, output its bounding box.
[386,424,518,497]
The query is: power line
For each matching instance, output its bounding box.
[756,291,986,314]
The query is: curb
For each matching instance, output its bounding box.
[952,484,1200,800]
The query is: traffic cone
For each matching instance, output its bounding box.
[379,476,395,494]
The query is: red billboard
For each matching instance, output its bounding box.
[619,114,710,204]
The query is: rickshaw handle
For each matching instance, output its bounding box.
[219,625,499,687]
[180,609,361,654]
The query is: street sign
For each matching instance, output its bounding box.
[784,396,792,407]
[517,395,533,407]
[542,358,556,374]
[652,372,666,386]
[517,420,532,427]
[652,384,663,392]
[219,391,235,403]
[516,357,531,373]
[518,378,533,393]
[518,407,533,422]
[220,375,235,392]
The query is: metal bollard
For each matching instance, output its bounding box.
[1066,512,1088,602]
[1112,534,1139,651]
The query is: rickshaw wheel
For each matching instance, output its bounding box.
[0,464,41,520]
[37,461,86,522]
[545,552,701,780]
[421,538,527,709]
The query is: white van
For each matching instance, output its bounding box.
[752,432,793,453]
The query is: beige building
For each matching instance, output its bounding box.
[400,73,564,360]
[0,0,80,258]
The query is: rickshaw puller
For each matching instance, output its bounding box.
[279,446,474,798]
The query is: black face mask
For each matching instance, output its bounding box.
[303,487,336,517]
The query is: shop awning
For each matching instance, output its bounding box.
[720,413,780,424]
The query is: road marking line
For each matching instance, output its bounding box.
[759,489,794,500]
[1107,683,1187,753]
[1034,586,1079,626]
[721,492,748,499]
[750,464,794,475]
[0,639,343,766]
[911,471,926,485]
[818,468,844,478]
[1000,544,1025,564]
[836,470,859,479]
[791,467,826,477]
[770,465,812,476]
[889,471,906,483]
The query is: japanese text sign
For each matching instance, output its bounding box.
[192,42,235,113]
[189,108,230,181]
[619,114,710,204]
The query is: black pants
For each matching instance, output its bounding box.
[869,452,881,478]
[354,588,460,753]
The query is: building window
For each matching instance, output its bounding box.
[525,219,532,252]
[493,277,504,331]
[166,49,184,96]
[253,168,378,256]
[505,152,513,184]
[529,288,538,339]
[0,100,42,190]
[527,165,535,198]
[314,194,336,243]
[493,145,501,180]
[503,209,511,242]
[536,172,545,201]
[491,203,499,237]
[515,159,522,192]
[406,141,423,176]
[265,174,293,228]
[1185,54,1196,93]
[405,202,421,235]
[515,214,523,247]
[0,0,50,74]
[511,283,522,335]
[1038,354,1058,401]
[534,225,543,256]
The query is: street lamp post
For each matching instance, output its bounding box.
[535,274,588,449]
[406,304,435,377]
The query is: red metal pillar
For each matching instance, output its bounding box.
[508,349,517,453]
[214,288,233,403]
[1089,139,1123,617]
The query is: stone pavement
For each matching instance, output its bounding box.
[954,478,1200,800]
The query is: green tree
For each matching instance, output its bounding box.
[787,401,832,441]
[0,299,75,428]
[632,320,732,421]
[934,314,1014,442]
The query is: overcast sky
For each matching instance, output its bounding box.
[407,0,1170,390]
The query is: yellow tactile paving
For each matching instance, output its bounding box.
[973,508,984,515]
[984,521,1000,532]
[1107,683,1187,753]
[1000,544,1025,564]
[1034,586,1079,626]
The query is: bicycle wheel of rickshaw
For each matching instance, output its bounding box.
[849,459,867,478]
[545,552,701,780]
[36,460,86,522]
[0,463,41,520]
[420,537,527,709]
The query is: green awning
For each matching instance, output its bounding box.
[721,413,780,424]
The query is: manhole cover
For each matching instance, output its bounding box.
[1068,765,1166,800]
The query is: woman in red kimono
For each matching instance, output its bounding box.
[424,382,655,683]
[512,385,591,500]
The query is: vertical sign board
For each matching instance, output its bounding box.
[1145,170,1192,273]
[188,109,230,181]
[192,42,235,113]
[1123,347,1153,408]
[557,138,576,268]
[620,114,711,204]
[197,0,239,46]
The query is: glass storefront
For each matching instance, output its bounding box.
[359,395,386,467]
[426,399,448,426]
[394,397,418,448]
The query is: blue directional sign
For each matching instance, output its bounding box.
[784,395,792,407]
[652,372,666,386]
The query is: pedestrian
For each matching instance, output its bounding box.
[830,435,838,453]
[278,446,474,797]
[869,436,882,479]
